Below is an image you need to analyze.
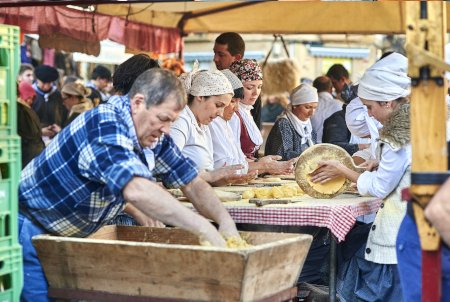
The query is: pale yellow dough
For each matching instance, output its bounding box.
[306,173,346,194]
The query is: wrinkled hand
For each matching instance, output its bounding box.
[265,158,296,175]
[357,159,379,172]
[225,170,258,185]
[207,165,245,184]
[259,155,282,163]
[309,160,343,184]
[218,220,241,240]
[198,224,227,247]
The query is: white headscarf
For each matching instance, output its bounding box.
[280,84,318,145]
[180,70,234,97]
[220,69,243,90]
[358,52,410,102]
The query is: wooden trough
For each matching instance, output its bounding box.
[32,225,312,302]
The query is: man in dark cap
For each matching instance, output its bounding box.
[32,65,67,137]
[86,64,112,105]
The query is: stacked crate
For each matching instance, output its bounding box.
[0,24,23,302]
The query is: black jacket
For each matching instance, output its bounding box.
[322,105,359,156]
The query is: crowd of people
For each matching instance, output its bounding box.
[15,32,450,302]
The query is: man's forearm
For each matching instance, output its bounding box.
[123,177,218,238]
[182,176,235,226]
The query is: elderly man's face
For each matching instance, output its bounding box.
[130,93,181,147]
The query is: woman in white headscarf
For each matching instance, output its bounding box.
[209,70,295,175]
[172,70,257,185]
[310,52,410,302]
[264,84,319,161]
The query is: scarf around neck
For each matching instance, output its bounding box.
[238,103,263,146]
[279,110,314,146]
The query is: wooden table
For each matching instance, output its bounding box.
[186,191,381,302]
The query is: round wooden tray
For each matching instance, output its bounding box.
[295,144,356,199]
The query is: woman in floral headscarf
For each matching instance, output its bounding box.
[229,59,264,159]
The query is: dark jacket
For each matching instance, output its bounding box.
[322,105,359,156]
[32,85,67,127]
[17,102,45,168]
[265,117,315,160]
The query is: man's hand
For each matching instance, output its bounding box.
[217,219,241,239]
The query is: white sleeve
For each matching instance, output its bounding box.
[357,144,411,198]
[228,114,241,144]
[169,116,190,151]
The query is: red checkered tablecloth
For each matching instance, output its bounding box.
[188,195,381,242]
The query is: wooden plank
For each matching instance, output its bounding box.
[48,286,299,302]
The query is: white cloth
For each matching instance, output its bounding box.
[180,70,234,97]
[310,91,342,143]
[346,97,383,158]
[357,141,410,264]
[229,103,263,147]
[170,107,214,171]
[279,110,314,146]
[290,83,318,105]
[209,117,249,173]
[220,69,243,90]
[358,52,410,102]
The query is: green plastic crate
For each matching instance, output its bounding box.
[0,137,20,165]
[0,246,21,276]
[0,265,22,302]
[0,137,21,247]
[0,24,20,136]
[0,210,17,248]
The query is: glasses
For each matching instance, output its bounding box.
[62,95,73,101]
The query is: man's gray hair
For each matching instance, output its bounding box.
[128,69,187,109]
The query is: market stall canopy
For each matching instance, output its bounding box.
[3,1,450,55]
[95,1,450,35]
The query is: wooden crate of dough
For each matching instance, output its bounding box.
[32,225,312,302]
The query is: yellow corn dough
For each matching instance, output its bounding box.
[254,187,272,198]
[242,190,255,199]
[226,237,252,248]
[271,186,285,198]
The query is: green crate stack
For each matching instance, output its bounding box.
[0,137,21,249]
[0,246,22,302]
[0,24,23,301]
[0,24,20,137]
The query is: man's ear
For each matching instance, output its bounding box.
[235,53,243,61]
[130,93,146,113]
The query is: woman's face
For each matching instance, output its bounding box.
[194,94,232,125]
[292,102,318,121]
[62,94,79,111]
[361,98,392,124]
[242,80,263,106]
[222,97,240,121]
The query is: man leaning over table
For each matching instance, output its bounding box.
[18,69,241,302]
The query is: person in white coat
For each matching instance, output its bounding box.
[310,52,411,302]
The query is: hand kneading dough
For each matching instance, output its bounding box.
[306,174,346,194]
